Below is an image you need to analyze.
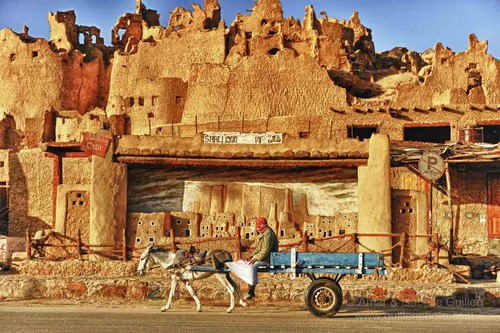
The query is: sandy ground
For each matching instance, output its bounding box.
[0,299,498,333]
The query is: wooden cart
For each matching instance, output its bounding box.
[190,249,386,317]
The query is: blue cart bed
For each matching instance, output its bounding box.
[189,251,386,276]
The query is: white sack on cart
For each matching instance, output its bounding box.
[225,260,255,285]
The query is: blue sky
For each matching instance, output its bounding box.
[0,0,498,57]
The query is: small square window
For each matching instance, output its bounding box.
[32,51,39,58]
[9,53,16,62]
[347,125,379,141]
[138,97,144,106]
[152,96,159,106]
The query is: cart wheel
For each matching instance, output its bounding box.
[304,278,343,317]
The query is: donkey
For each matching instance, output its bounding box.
[137,244,247,313]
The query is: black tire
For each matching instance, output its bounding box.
[304,278,343,317]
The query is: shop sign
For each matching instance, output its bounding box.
[81,132,111,157]
[202,132,283,145]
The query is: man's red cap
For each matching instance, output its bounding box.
[256,217,268,233]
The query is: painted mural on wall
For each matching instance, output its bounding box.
[127,167,359,243]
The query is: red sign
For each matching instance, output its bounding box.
[81,132,111,158]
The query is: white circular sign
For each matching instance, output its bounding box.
[418,152,445,181]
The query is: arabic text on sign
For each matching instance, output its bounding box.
[202,132,283,145]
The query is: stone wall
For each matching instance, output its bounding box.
[62,157,92,185]
[0,26,108,135]
[0,29,63,131]
[450,169,490,256]
[107,26,226,117]
[182,52,349,123]
[2,274,498,306]
[8,150,54,236]
[396,35,500,107]
[7,260,499,306]
[60,50,109,114]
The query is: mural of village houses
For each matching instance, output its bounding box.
[0,0,498,282]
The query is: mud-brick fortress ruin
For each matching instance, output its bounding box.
[0,0,499,277]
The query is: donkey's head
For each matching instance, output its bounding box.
[137,245,185,275]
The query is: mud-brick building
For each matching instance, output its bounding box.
[0,0,498,270]
[391,143,500,258]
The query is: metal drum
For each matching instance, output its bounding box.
[458,127,483,143]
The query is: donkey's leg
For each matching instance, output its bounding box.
[227,274,247,307]
[182,279,202,312]
[161,275,178,312]
[216,274,235,313]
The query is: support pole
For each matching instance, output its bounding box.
[433,233,440,266]
[77,229,82,260]
[234,226,242,260]
[170,231,176,251]
[445,164,454,256]
[399,232,406,268]
[122,229,127,262]
[25,229,31,261]
[46,153,62,228]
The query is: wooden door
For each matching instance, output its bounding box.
[488,174,500,238]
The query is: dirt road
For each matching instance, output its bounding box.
[0,301,498,333]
